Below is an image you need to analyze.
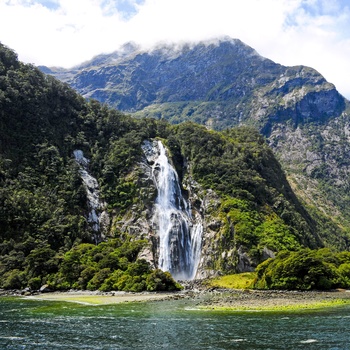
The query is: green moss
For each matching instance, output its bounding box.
[202,298,350,312]
[207,272,256,289]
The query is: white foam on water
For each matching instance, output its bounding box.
[300,339,318,344]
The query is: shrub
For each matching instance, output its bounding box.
[254,248,343,290]
[87,268,111,290]
[1,269,25,289]
[28,276,42,290]
[146,269,182,291]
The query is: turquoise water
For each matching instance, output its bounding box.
[1,297,350,349]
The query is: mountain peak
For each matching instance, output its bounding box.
[43,36,277,111]
[41,36,343,129]
[143,36,262,62]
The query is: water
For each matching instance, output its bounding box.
[151,141,203,280]
[73,150,105,241]
[1,297,350,349]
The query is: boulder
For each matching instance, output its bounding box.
[39,284,52,293]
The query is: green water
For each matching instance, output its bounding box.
[1,296,350,349]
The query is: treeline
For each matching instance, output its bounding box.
[1,238,180,292]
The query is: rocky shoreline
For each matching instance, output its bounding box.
[2,284,350,310]
[192,288,350,310]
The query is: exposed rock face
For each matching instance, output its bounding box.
[112,155,157,265]
[112,139,261,278]
[73,150,109,242]
[266,107,350,227]
[252,67,345,133]
[42,37,345,131]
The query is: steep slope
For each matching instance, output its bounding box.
[1,42,348,291]
[42,37,350,230]
[0,43,91,249]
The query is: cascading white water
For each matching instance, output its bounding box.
[148,141,203,280]
[73,150,103,240]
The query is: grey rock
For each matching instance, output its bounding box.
[39,284,52,293]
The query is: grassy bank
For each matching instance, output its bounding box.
[206,272,256,289]
[26,292,176,305]
[201,297,350,312]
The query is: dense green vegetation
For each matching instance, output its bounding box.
[1,42,350,291]
[207,272,256,289]
[0,238,180,291]
[254,248,350,290]
[167,124,347,260]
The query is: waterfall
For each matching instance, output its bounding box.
[143,140,203,280]
[73,150,103,241]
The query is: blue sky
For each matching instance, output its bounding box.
[0,0,349,98]
[30,0,60,10]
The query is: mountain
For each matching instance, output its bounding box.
[1,41,348,291]
[42,37,346,129]
[41,37,350,233]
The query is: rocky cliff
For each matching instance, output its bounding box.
[99,123,343,278]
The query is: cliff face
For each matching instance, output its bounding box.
[109,139,279,278]
[108,139,228,279]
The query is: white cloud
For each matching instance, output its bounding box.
[0,0,349,98]
[264,0,350,98]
